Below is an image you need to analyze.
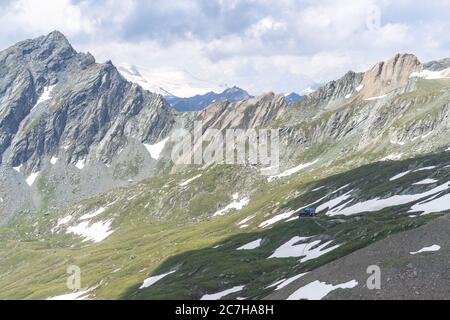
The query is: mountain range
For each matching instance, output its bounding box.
[1,32,450,300]
[165,86,252,111]
[284,92,305,105]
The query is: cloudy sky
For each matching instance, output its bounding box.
[1,0,450,96]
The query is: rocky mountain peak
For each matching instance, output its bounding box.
[0,31,176,202]
[298,70,363,108]
[42,30,72,46]
[166,86,252,112]
[424,57,450,71]
[357,53,422,99]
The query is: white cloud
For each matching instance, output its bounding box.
[1,0,95,36]
[246,16,287,39]
[2,0,450,95]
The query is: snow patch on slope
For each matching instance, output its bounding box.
[409,192,450,215]
[267,273,308,291]
[410,245,441,255]
[381,154,403,161]
[52,215,73,233]
[213,194,249,217]
[413,179,438,185]
[326,182,450,216]
[144,137,169,160]
[410,67,450,80]
[267,160,318,182]
[201,286,245,300]
[364,94,387,101]
[258,184,350,228]
[26,172,40,186]
[66,219,114,243]
[287,280,358,300]
[237,239,262,250]
[179,174,202,187]
[34,85,56,109]
[390,170,411,181]
[79,207,106,221]
[47,288,93,300]
[269,237,341,262]
[75,159,86,170]
[237,215,255,227]
[259,210,296,228]
[139,270,176,289]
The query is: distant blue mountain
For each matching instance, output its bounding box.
[284,92,305,105]
[166,86,252,112]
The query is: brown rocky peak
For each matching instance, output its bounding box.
[358,53,422,99]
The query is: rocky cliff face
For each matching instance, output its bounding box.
[0,32,177,222]
[198,92,286,130]
[0,31,175,174]
[298,71,364,109]
[424,58,450,71]
[357,53,422,99]
[273,53,450,171]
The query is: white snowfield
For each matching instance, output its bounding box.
[13,164,22,172]
[390,170,411,181]
[409,192,450,215]
[66,219,114,243]
[75,158,86,170]
[413,179,438,185]
[267,273,308,291]
[117,63,220,97]
[200,286,245,300]
[316,190,353,213]
[258,210,295,228]
[414,166,437,172]
[53,215,73,231]
[267,160,318,182]
[34,85,56,109]
[390,166,438,181]
[381,153,403,161]
[47,288,93,300]
[410,67,450,80]
[287,280,358,300]
[237,239,262,250]
[139,270,176,289]
[259,184,350,228]
[355,84,364,92]
[26,172,40,186]
[390,139,406,146]
[364,94,387,101]
[269,237,341,262]
[143,137,169,160]
[50,156,59,165]
[325,182,450,216]
[79,207,106,221]
[421,131,434,139]
[237,215,254,226]
[213,194,249,217]
[179,174,202,187]
[410,244,441,255]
